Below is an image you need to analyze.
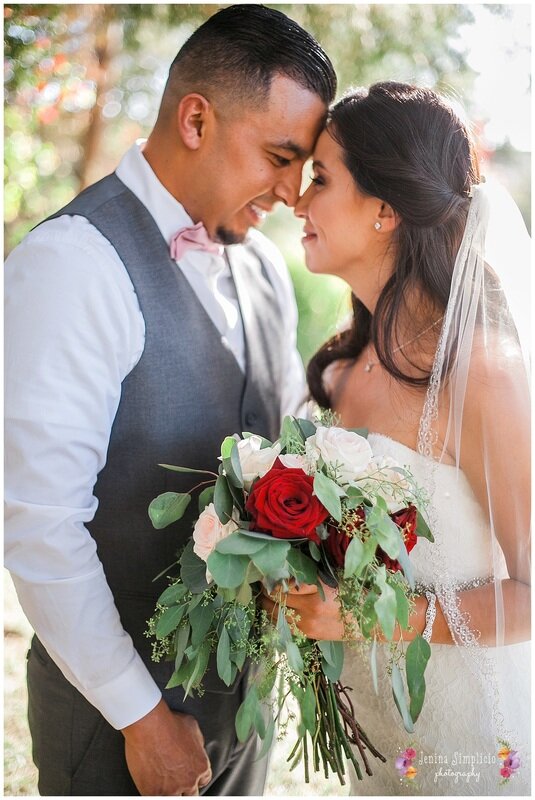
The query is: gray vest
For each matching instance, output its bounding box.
[45,174,286,660]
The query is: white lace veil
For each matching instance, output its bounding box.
[417,177,531,747]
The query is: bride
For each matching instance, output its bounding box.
[265,82,530,795]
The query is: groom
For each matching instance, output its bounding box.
[4,5,336,796]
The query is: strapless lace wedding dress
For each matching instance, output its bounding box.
[342,433,531,796]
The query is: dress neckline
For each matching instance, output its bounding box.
[368,431,457,470]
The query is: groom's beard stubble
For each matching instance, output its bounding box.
[216,225,247,246]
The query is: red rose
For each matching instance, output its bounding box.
[378,504,418,572]
[245,460,329,544]
[324,508,366,568]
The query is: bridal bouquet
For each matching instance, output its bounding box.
[146,414,433,785]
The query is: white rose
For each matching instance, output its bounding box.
[359,456,412,512]
[192,503,239,582]
[237,435,281,490]
[309,426,373,485]
[279,453,308,471]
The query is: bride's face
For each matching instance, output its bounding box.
[295,128,394,310]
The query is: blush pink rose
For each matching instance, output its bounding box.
[192,503,239,581]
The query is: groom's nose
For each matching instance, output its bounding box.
[273,162,304,207]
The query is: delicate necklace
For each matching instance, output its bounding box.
[363,315,444,373]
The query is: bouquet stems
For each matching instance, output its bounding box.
[287,652,386,785]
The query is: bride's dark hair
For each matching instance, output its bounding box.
[307,82,480,409]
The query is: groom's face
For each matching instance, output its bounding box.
[196,75,327,244]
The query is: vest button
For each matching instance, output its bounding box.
[244,411,258,427]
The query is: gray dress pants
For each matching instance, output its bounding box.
[27,636,269,796]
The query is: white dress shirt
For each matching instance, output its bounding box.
[4,141,306,729]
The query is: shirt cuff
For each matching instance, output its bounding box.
[85,652,162,730]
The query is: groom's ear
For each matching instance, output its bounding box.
[177,93,212,151]
[377,200,400,233]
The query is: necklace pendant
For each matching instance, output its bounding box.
[364,362,373,373]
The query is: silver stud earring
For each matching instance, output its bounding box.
[374,221,382,230]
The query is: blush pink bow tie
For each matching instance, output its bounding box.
[170,222,224,261]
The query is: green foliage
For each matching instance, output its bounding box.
[148,491,191,529]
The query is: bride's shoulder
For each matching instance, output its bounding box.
[464,329,528,416]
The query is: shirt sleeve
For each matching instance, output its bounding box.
[248,230,308,420]
[4,216,162,729]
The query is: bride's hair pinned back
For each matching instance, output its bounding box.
[308,82,481,405]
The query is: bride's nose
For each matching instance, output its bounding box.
[294,186,311,219]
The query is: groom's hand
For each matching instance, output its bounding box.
[122,698,212,795]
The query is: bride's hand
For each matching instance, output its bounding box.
[260,580,348,641]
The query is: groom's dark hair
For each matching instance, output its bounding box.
[159,4,336,116]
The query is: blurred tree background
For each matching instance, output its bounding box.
[4,3,531,364]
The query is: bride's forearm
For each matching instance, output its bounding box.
[391,579,531,646]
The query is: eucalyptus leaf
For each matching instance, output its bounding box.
[313,471,344,522]
[391,662,414,733]
[226,604,252,644]
[198,485,215,513]
[216,626,232,685]
[148,492,191,530]
[166,656,195,689]
[235,580,253,605]
[343,535,364,579]
[215,532,267,556]
[308,540,321,561]
[174,623,191,673]
[189,602,215,647]
[159,463,216,476]
[276,608,292,646]
[394,536,415,590]
[184,638,211,697]
[360,592,378,638]
[155,603,186,639]
[296,418,317,439]
[206,550,249,588]
[406,634,431,722]
[287,548,318,585]
[286,640,304,674]
[301,681,317,735]
[157,581,188,608]
[366,505,400,558]
[231,646,247,671]
[254,717,276,761]
[235,686,259,742]
[416,510,435,542]
[374,567,397,640]
[180,541,209,593]
[221,436,244,489]
[318,640,344,681]
[251,541,291,576]
[280,415,305,448]
[392,581,410,629]
[214,475,234,524]
[239,528,307,544]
